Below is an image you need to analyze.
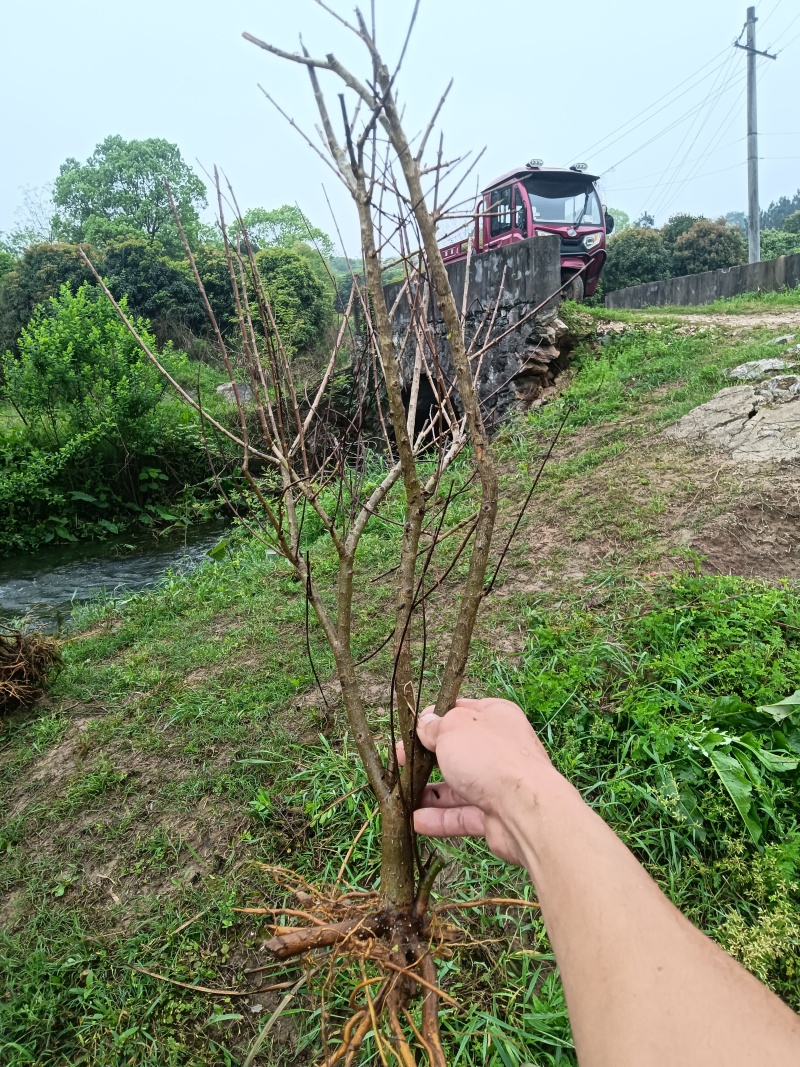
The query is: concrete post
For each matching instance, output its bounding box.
[746,6,760,264]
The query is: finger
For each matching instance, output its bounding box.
[414,804,486,839]
[418,782,470,808]
[415,709,441,752]
[396,740,405,767]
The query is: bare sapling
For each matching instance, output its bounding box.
[79,3,571,1060]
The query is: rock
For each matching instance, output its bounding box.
[725,358,793,380]
[216,381,254,404]
[768,334,795,345]
[665,381,800,464]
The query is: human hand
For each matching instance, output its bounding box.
[410,697,556,866]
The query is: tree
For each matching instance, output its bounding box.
[661,213,704,251]
[52,136,207,255]
[603,227,672,292]
[2,284,163,447]
[760,229,800,261]
[782,211,800,235]
[82,8,556,1057]
[254,245,333,352]
[761,189,800,231]
[725,210,747,236]
[101,236,207,340]
[634,211,655,228]
[237,204,335,258]
[0,250,14,281]
[0,243,98,353]
[671,218,746,276]
[0,185,59,255]
[606,207,631,233]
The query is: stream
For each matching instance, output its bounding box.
[0,523,228,631]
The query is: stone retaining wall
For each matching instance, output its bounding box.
[380,235,563,423]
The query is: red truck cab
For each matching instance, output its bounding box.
[441,161,613,301]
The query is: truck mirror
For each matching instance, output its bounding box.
[605,212,615,235]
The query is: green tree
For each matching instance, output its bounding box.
[101,237,206,340]
[0,250,14,281]
[671,218,746,276]
[0,243,98,353]
[725,210,747,236]
[760,229,800,261]
[53,136,207,255]
[761,189,800,231]
[602,227,671,292]
[255,246,334,352]
[605,207,631,233]
[782,211,800,235]
[239,205,335,258]
[661,213,704,252]
[2,284,163,447]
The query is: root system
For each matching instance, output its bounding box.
[0,623,61,715]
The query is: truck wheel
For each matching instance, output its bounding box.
[563,274,584,302]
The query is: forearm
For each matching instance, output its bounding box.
[506,767,800,1067]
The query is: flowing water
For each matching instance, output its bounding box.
[0,523,228,631]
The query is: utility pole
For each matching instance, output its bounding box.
[735,7,776,264]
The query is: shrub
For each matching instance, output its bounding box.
[0,285,225,552]
[761,229,800,261]
[661,213,704,251]
[254,245,334,353]
[602,227,672,292]
[0,243,99,353]
[671,218,746,276]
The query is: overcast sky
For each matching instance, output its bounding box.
[2,0,798,254]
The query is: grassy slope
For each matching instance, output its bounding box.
[2,308,800,1066]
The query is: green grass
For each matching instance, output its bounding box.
[2,309,800,1064]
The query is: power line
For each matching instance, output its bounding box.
[767,9,800,49]
[603,161,746,193]
[758,0,784,31]
[566,48,734,165]
[601,66,747,175]
[649,49,740,217]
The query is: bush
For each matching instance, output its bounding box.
[661,213,703,251]
[0,243,99,353]
[255,245,334,353]
[761,229,800,261]
[102,236,207,342]
[602,227,672,292]
[671,218,746,276]
[0,285,226,553]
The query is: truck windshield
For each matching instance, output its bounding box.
[523,176,602,226]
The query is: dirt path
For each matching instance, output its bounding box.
[663,310,800,330]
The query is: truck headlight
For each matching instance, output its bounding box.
[536,229,552,237]
[583,232,602,250]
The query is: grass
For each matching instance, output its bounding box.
[2,309,800,1064]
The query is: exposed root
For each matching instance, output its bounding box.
[0,623,61,715]
[138,864,540,1064]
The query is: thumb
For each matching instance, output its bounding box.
[416,707,442,752]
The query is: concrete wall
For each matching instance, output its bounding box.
[380,235,564,421]
[605,252,800,309]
